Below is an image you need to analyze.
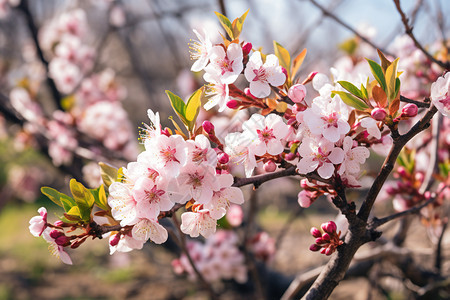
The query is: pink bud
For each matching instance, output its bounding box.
[401,103,418,117]
[110,234,120,247]
[310,227,322,238]
[321,221,337,234]
[244,87,256,99]
[54,220,64,227]
[397,166,407,177]
[302,71,318,85]
[218,152,229,164]
[242,42,252,56]
[55,235,70,246]
[288,84,307,104]
[162,128,171,137]
[227,99,239,109]
[321,233,331,241]
[386,186,396,195]
[325,247,333,256]
[202,120,214,134]
[284,152,296,161]
[263,160,277,172]
[298,190,312,208]
[320,248,327,254]
[309,244,321,252]
[371,107,387,121]
[315,237,324,245]
[50,229,63,239]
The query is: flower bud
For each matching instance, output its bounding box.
[284,152,296,161]
[227,99,239,109]
[202,120,214,134]
[50,229,63,239]
[110,234,121,247]
[310,227,322,238]
[325,247,333,256]
[298,190,312,208]
[53,220,64,227]
[371,107,387,121]
[244,88,256,99]
[242,42,252,56]
[309,244,321,252]
[263,160,277,172]
[302,71,318,85]
[321,221,337,234]
[397,166,407,177]
[55,235,70,246]
[217,152,229,164]
[288,84,307,104]
[321,233,331,241]
[401,103,418,117]
[320,248,327,254]
[315,237,324,245]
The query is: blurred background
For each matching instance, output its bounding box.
[0,0,448,299]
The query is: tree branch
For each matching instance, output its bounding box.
[400,95,430,108]
[393,0,450,70]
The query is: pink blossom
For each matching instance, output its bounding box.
[242,113,289,156]
[177,163,219,204]
[224,131,257,177]
[131,218,168,244]
[132,177,174,219]
[108,182,138,226]
[109,232,145,255]
[360,117,381,140]
[42,228,73,265]
[430,72,450,117]
[244,51,286,98]
[204,75,230,112]
[29,207,48,237]
[226,204,243,227]
[190,29,213,72]
[288,84,307,104]
[180,209,217,238]
[338,136,370,175]
[204,43,243,84]
[186,134,217,167]
[297,137,344,179]
[303,96,350,143]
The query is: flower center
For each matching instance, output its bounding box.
[192,147,208,163]
[189,41,205,60]
[219,57,234,75]
[257,127,275,144]
[145,185,165,203]
[160,147,178,164]
[439,93,450,109]
[321,112,339,128]
[187,172,204,188]
[253,67,267,82]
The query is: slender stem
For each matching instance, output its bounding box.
[393,0,450,70]
[400,95,430,108]
[435,221,447,272]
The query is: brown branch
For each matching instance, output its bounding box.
[358,104,438,222]
[369,196,437,229]
[16,0,63,110]
[400,95,430,108]
[308,0,393,56]
[393,0,450,70]
[435,221,447,272]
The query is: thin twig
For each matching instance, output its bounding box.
[435,221,447,272]
[369,196,437,229]
[400,95,430,108]
[393,0,450,70]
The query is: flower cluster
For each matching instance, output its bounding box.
[309,221,343,256]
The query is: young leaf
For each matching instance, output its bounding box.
[291,48,307,80]
[337,81,365,100]
[273,41,291,77]
[60,194,77,213]
[41,187,64,207]
[185,87,204,131]
[367,59,386,92]
[394,77,401,100]
[360,83,368,100]
[214,12,234,40]
[377,49,392,72]
[69,179,94,222]
[166,90,187,124]
[90,185,109,211]
[231,9,249,40]
[168,116,188,139]
[372,85,387,108]
[385,58,399,101]
[66,206,82,219]
[332,91,369,111]
[99,162,118,188]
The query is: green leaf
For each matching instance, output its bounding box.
[67,206,81,218]
[185,87,204,131]
[69,179,94,222]
[166,90,188,126]
[214,12,234,40]
[332,91,369,111]
[273,41,291,78]
[99,162,118,188]
[367,59,386,92]
[90,185,109,211]
[394,77,401,100]
[377,49,392,72]
[231,9,249,40]
[337,81,365,100]
[361,83,368,100]
[385,58,399,101]
[41,187,76,212]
